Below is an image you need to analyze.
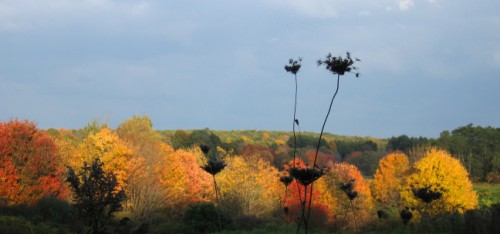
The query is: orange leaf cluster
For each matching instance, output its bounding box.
[322,162,373,231]
[373,152,410,208]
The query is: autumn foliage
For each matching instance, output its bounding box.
[323,162,373,231]
[373,152,410,208]
[217,155,281,217]
[161,147,213,210]
[284,179,330,228]
[0,119,68,205]
[400,148,478,218]
[72,128,134,191]
[0,117,491,233]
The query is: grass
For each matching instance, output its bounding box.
[473,183,500,208]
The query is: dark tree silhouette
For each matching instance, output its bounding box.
[66,158,126,234]
[200,145,226,232]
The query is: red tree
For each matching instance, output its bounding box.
[0,156,20,204]
[0,119,69,205]
[283,159,329,229]
[284,180,329,228]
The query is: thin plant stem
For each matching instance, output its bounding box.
[283,186,289,231]
[303,185,309,234]
[292,73,298,164]
[305,182,314,232]
[297,121,303,162]
[304,74,341,231]
[213,175,222,232]
[313,73,340,167]
[296,184,308,234]
[282,186,289,208]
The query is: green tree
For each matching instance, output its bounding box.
[336,140,376,161]
[286,134,328,149]
[386,135,431,153]
[66,158,126,234]
[436,124,500,181]
[345,151,384,177]
[75,119,108,140]
[171,130,190,149]
[189,129,221,149]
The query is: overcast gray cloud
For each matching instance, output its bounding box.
[1,0,499,138]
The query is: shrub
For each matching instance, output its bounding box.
[464,203,500,234]
[182,202,233,234]
[0,215,59,234]
[34,196,77,224]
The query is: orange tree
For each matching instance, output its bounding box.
[0,119,68,205]
[322,162,373,232]
[161,147,213,212]
[373,152,410,208]
[400,148,478,219]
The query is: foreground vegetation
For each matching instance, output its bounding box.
[1,117,500,233]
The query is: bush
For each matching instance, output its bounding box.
[0,215,59,234]
[182,202,233,234]
[0,216,33,234]
[0,197,83,233]
[233,215,266,231]
[465,203,500,234]
[34,196,77,224]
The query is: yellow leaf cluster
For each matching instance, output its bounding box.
[216,156,280,217]
[72,128,133,190]
[400,148,478,217]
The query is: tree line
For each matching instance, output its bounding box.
[1,117,498,233]
[387,124,500,182]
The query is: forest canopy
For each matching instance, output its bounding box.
[0,117,499,233]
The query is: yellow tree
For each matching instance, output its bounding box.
[72,128,134,191]
[216,155,281,217]
[123,142,168,219]
[400,148,477,218]
[373,152,410,208]
[116,116,170,219]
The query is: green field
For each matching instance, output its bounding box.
[474,183,500,208]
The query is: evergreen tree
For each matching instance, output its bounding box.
[67,158,126,234]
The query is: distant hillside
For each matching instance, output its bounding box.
[159,129,387,148]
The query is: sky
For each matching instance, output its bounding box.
[1,0,499,138]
